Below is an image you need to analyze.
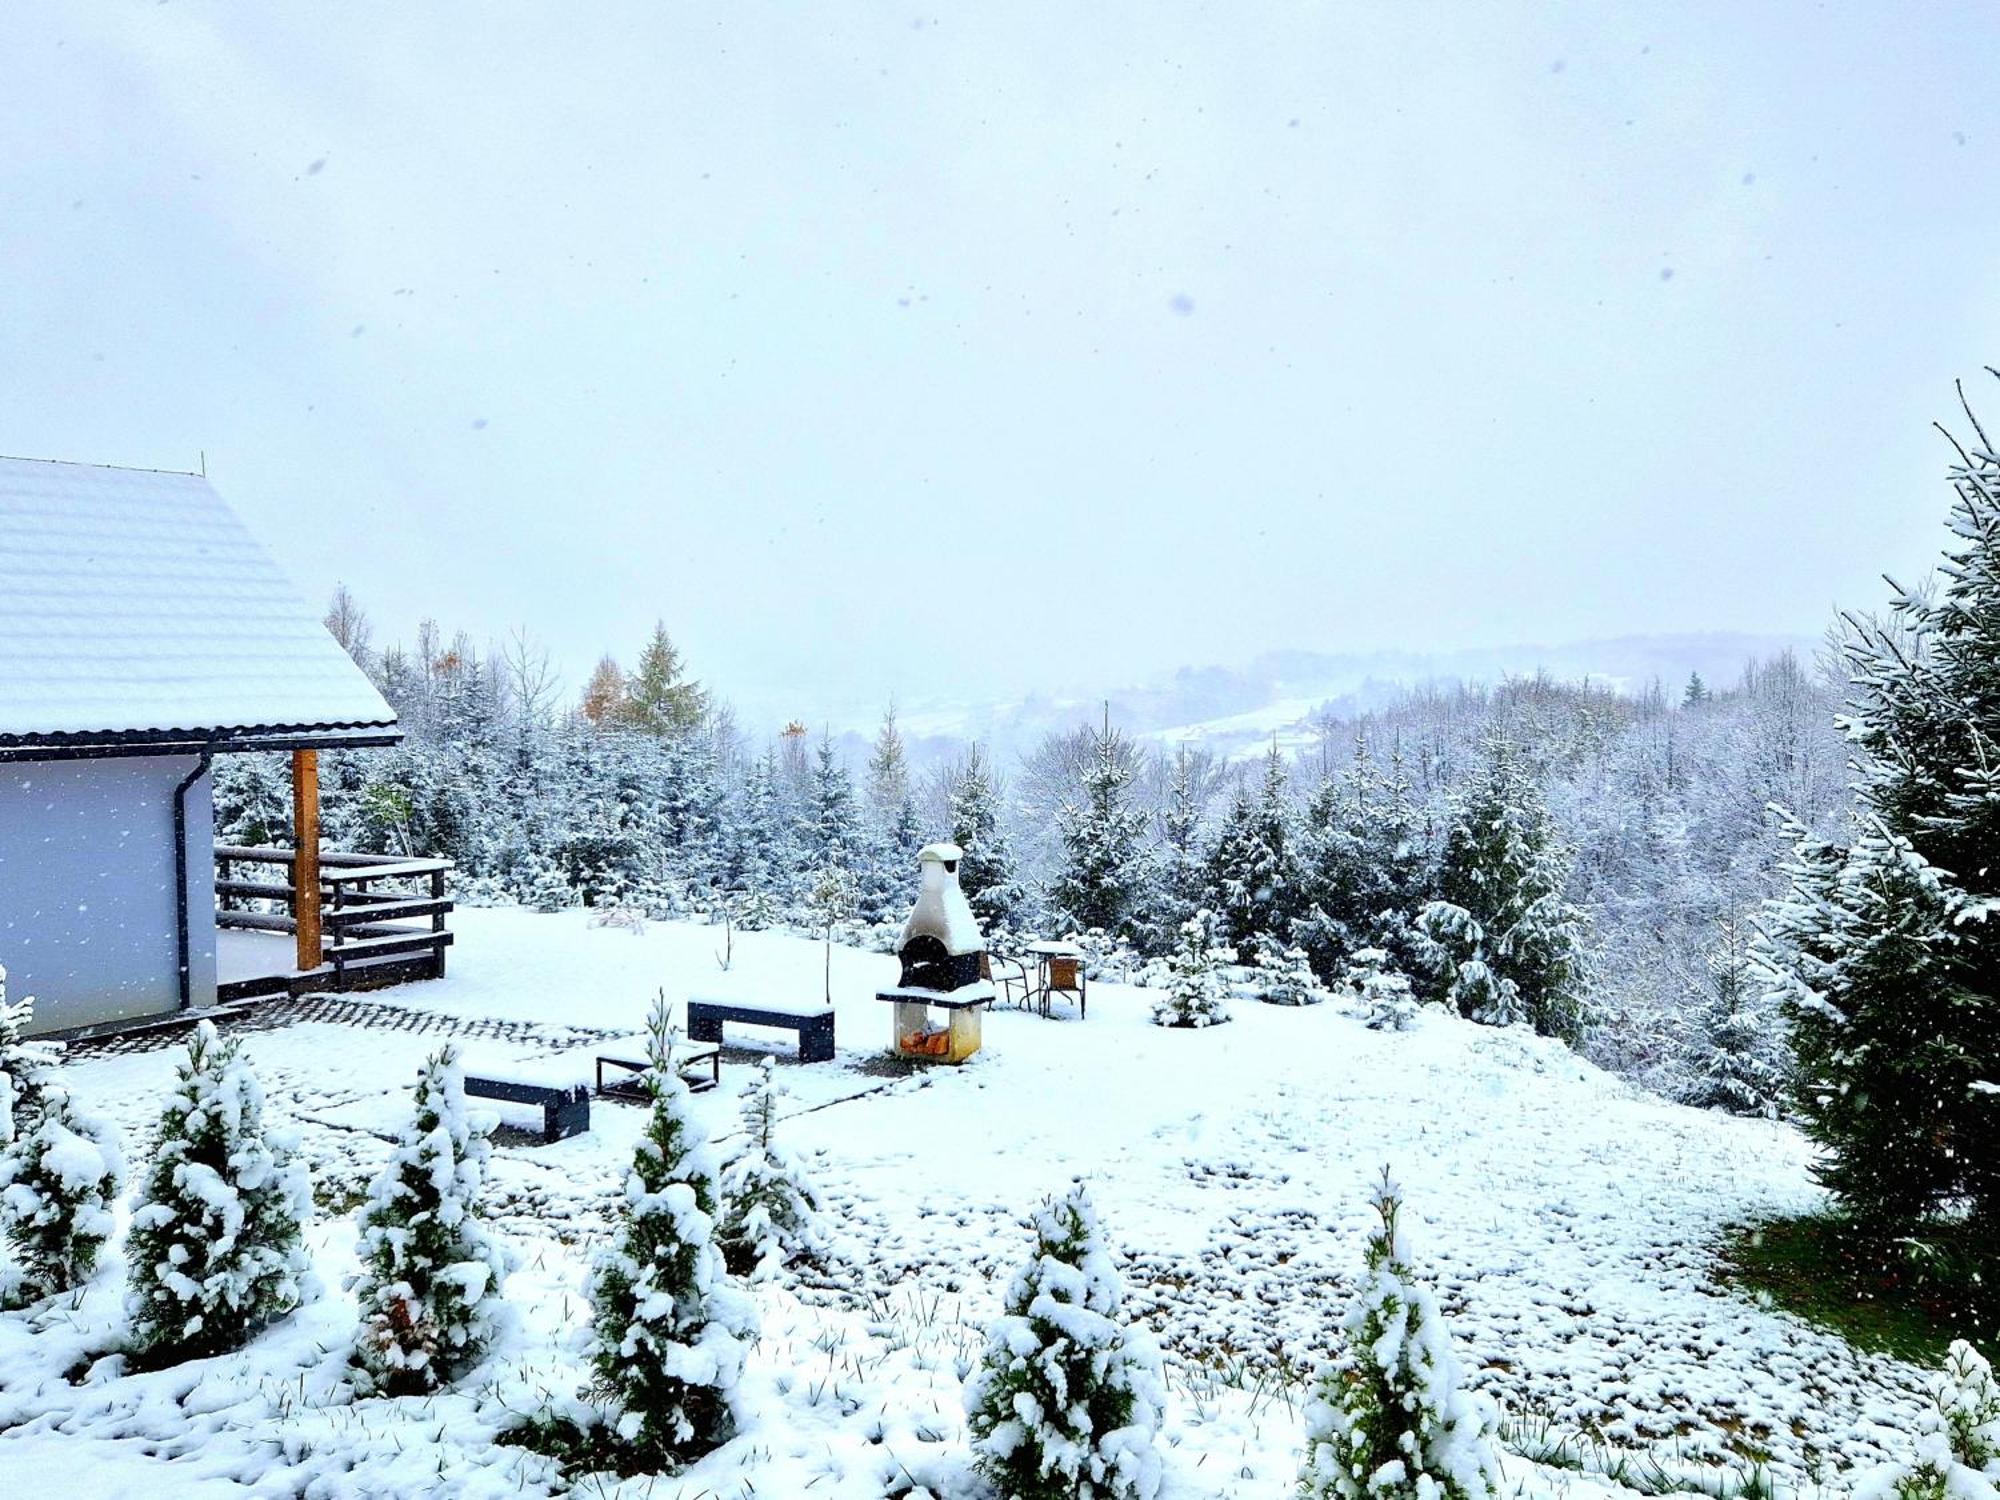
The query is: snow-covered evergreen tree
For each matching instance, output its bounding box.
[1150,913,1232,1028]
[1855,1340,2000,1500]
[1293,741,1435,984]
[950,744,1029,933]
[1757,402,2000,1233]
[351,1045,511,1395]
[1298,1170,1499,1500]
[1347,948,1420,1032]
[1250,935,1326,1006]
[1416,736,1588,1043]
[587,995,755,1466]
[1137,743,1214,950]
[800,732,862,875]
[0,968,59,1142]
[1204,744,1297,951]
[965,1182,1164,1500]
[1050,714,1150,941]
[716,1057,826,1281]
[1680,917,1784,1117]
[126,1022,314,1362]
[619,621,709,738]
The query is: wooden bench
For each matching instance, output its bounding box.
[462,1074,591,1143]
[687,997,835,1063]
[595,1043,722,1101]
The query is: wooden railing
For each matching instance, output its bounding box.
[214,846,455,990]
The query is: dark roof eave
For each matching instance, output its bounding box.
[0,723,403,762]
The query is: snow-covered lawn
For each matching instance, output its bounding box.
[0,909,1931,1497]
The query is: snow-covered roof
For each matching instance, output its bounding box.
[0,457,398,750]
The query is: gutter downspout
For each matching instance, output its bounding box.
[174,744,216,1010]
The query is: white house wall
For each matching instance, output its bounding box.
[0,754,215,1035]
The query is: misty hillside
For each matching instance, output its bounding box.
[825,630,1819,767]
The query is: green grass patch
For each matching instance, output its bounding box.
[1720,1213,1996,1364]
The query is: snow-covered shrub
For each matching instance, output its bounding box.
[1299,1169,1499,1500]
[717,1057,826,1282]
[1347,947,1420,1032]
[1150,912,1233,1029]
[1069,927,1145,984]
[586,994,755,1467]
[126,1022,314,1363]
[1,1083,123,1307]
[351,1045,511,1395]
[1854,1339,2000,1500]
[1413,902,1522,1028]
[0,966,61,1138]
[1251,934,1326,1006]
[965,1182,1164,1500]
[589,903,648,936]
[518,857,574,914]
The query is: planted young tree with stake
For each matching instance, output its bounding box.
[351,1044,511,1395]
[717,1057,826,1281]
[587,994,755,1467]
[965,1181,1164,1500]
[1299,1169,1500,1500]
[126,1022,314,1363]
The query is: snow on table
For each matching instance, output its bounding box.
[0,907,1934,1498]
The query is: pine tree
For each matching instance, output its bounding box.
[127,1022,314,1362]
[1855,1340,2000,1500]
[716,1057,826,1281]
[1051,713,1150,940]
[1150,913,1232,1028]
[1298,1170,1499,1500]
[965,1183,1164,1500]
[620,623,709,738]
[1415,736,1588,1043]
[352,1045,511,1395]
[1681,917,1783,1118]
[950,745,1028,933]
[587,995,754,1466]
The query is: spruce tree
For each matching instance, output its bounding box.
[717,1057,826,1281]
[1416,736,1588,1043]
[2,1085,123,1308]
[1347,948,1420,1032]
[1680,917,1784,1118]
[1139,744,1212,949]
[1251,936,1326,1006]
[587,995,754,1466]
[1294,741,1435,984]
[352,1045,511,1395]
[1298,1170,1499,1500]
[620,623,709,738]
[800,732,862,874]
[950,744,1028,933]
[1759,395,2000,1232]
[1050,713,1149,940]
[1204,745,1297,951]
[1855,1340,2000,1500]
[127,1022,314,1362]
[1150,913,1232,1028]
[965,1182,1164,1500]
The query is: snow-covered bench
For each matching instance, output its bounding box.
[687,995,836,1063]
[595,1042,722,1099]
[461,1058,592,1143]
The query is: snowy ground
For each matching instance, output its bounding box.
[0,908,1931,1497]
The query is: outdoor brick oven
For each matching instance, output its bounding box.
[874,842,994,1062]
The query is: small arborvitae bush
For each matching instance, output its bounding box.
[1299,1169,1500,1500]
[352,1044,512,1395]
[1255,935,1327,1006]
[1151,912,1233,1028]
[1347,948,1420,1033]
[717,1056,826,1281]
[586,995,756,1468]
[965,1181,1165,1500]
[2,1083,124,1308]
[126,1021,314,1363]
[1854,1340,2000,1500]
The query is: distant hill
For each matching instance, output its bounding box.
[814,631,1821,768]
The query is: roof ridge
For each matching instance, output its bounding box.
[0,453,205,479]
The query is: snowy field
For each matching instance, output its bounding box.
[0,908,1932,1497]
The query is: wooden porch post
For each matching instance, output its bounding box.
[292,748,322,972]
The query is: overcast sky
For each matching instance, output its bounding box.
[4,4,1997,729]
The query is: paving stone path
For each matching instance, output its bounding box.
[70,995,624,1057]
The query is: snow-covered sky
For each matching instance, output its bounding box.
[4,4,1997,727]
